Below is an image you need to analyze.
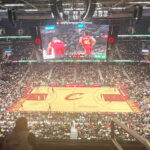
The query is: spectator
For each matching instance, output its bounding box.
[2,117,36,150]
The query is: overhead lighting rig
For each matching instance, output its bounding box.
[50,0,97,21]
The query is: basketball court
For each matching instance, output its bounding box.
[9,87,140,113]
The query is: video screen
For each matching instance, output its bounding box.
[40,23,109,61]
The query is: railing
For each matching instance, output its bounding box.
[111,118,150,150]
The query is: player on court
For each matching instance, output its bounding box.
[52,87,54,93]
[47,37,66,57]
[79,31,96,55]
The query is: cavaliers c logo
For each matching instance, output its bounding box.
[65,93,84,101]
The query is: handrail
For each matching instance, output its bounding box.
[111,118,150,150]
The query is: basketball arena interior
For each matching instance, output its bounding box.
[0,0,150,150]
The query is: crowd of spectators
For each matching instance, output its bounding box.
[0,39,34,62]
[116,40,149,60]
[0,62,150,142]
[51,63,75,85]
[76,63,101,85]
[122,64,150,113]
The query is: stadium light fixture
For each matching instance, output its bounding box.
[143,6,150,10]
[4,4,25,7]
[64,8,84,11]
[62,2,84,6]
[128,1,150,4]
[24,9,38,12]
[111,7,126,10]
[0,9,7,12]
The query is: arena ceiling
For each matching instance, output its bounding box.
[0,0,150,20]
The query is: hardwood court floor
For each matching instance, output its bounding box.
[11,87,140,113]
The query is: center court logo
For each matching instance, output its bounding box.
[65,93,85,101]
